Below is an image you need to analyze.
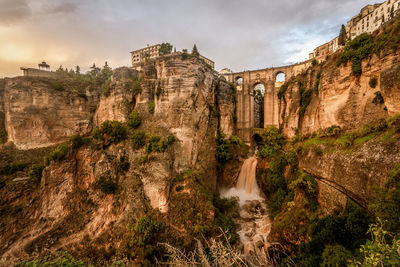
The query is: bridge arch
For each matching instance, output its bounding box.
[275,71,286,83]
[235,76,243,85]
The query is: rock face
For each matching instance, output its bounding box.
[280,51,400,138]
[0,55,236,264]
[1,78,99,149]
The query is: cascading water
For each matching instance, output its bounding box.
[221,157,271,256]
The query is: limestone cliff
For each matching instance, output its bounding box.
[0,55,236,265]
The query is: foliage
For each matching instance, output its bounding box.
[321,244,353,267]
[148,101,155,114]
[0,129,7,144]
[44,144,69,165]
[159,42,173,56]
[94,175,117,194]
[28,164,45,184]
[132,130,146,149]
[14,254,86,267]
[70,135,90,149]
[117,155,130,174]
[0,163,28,175]
[167,135,176,145]
[349,219,400,267]
[127,110,141,129]
[128,76,142,96]
[92,120,127,144]
[216,130,232,163]
[372,91,384,105]
[191,44,199,57]
[101,77,111,96]
[370,164,400,233]
[256,127,286,159]
[338,24,347,46]
[337,33,374,76]
[289,171,318,209]
[128,216,165,264]
[278,82,289,99]
[299,88,313,118]
[369,77,378,88]
[175,185,184,192]
[145,135,162,153]
[212,194,239,244]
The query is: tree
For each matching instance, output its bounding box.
[159,43,173,56]
[89,63,100,76]
[191,44,199,57]
[75,65,80,74]
[338,24,347,46]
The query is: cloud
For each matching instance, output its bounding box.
[0,0,376,77]
[0,0,31,26]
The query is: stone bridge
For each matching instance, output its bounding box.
[223,60,312,144]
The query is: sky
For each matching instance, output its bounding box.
[0,0,377,77]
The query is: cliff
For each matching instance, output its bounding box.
[0,55,236,265]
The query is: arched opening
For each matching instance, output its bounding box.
[253,83,265,129]
[275,72,286,83]
[235,76,243,85]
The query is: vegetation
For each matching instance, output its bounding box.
[127,110,141,129]
[28,164,45,184]
[278,82,289,99]
[372,91,384,105]
[314,70,322,96]
[132,130,146,149]
[44,144,69,165]
[0,163,28,175]
[92,120,127,144]
[127,216,165,265]
[159,42,173,56]
[191,44,199,57]
[127,76,143,96]
[256,127,286,159]
[14,254,86,267]
[117,155,130,174]
[0,129,7,144]
[148,101,155,114]
[338,33,374,76]
[70,135,90,149]
[369,76,378,88]
[94,175,117,194]
[338,24,347,46]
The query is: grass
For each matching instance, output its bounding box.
[354,132,379,145]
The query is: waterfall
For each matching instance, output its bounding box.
[221,157,271,256]
[221,157,262,206]
[236,157,259,194]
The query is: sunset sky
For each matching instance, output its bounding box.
[0,0,376,77]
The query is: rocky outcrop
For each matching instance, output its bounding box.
[299,139,400,214]
[280,51,400,138]
[2,78,99,149]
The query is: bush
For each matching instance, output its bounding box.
[44,144,69,165]
[176,185,184,192]
[314,71,322,96]
[337,33,374,76]
[117,156,130,174]
[127,110,141,128]
[216,131,232,163]
[128,216,165,263]
[167,135,176,145]
[129,76,142,96]
[369,77,378,88]
[101,77,111,96]
[148,101,155,114]
[93,120,127,144]
[145,135,161,153]
[0,163,27,175]
[28,164,45,184]
[95,175,117,194]
[0,129,7,144]
[372,91,384,105]
[299,89,313,118]
[321,244,353,267]
[267,188,287,219]
[70,135,90,149]
[278,83,289,99]
[132,130,146,149]
[256,127,286,159]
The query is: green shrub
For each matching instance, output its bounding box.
[129,76,142,96]
[28,164,45,184]
[101,77,111,96]
[167,135,176,145]
[44,144,69,165]
[145,135,161,153]
[51,81,64,91]
[256,127,286,159]
[117,156,130,174]
[321,244,353,267]
[70,135,90,149]
[278,83,289,99]
[127,110,141,128]
[132,130,146,149]
[128,216,165,263]
[0,163,28,175]
[267,188,287,219]
[337,33,374,76]
[148,101,155,114]
[176,185,184,192]
[0,129,7,144]
[93,120,127,144]
[372,91,384,105]
[314,71,322,96]
[216,131,232,163]
[369,77,378,88]
[299,89,313,118]
[213,194,239,244]
[95,175,117,194]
